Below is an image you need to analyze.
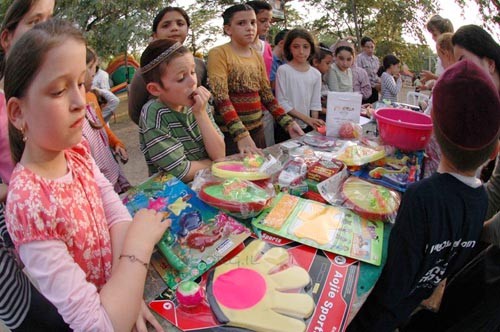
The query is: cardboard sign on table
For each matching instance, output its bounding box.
[149,234,360,332]
[326,91,362,137]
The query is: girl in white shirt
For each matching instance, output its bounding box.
[276,28,324,132]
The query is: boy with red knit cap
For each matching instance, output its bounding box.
[347,60,500,332]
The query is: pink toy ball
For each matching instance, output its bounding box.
[374,108,433,151]
[176,280,205,308]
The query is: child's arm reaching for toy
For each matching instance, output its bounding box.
[237,135,263,156]
[190,86,225,161]
[19,209,170,332]
[287,109,325,129]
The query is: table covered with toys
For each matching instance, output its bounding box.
[125,101,433,332]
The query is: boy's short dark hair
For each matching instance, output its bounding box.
[246,1,272,14]
[432,60,500,172]
[426,14,454,34]
[140,39,190,87]
[360,36,374,46]
[310,42,333,64]
[274,28,289,46]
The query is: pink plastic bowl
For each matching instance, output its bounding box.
[374,108,433,151]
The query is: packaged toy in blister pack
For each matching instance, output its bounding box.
[211,153,282,181]
[301,132,341,151]
[338,121,363,140]
[332,141,386,167]
[278,156,308,190]
[253,193,384,265]
[287,145,321,166]
[199,178,274,219]
[149,236,361,332]
[352,150,425,192]
[339,176,401,223]
[122,173,251,288]
[307,158,345,183]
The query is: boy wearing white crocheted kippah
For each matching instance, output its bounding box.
[138,39,225,182]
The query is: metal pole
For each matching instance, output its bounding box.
[124,0,129,90]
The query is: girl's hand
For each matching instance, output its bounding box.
[237,135,262,156]
[287,122,305,138]
[130,209,171,246]
[114,146,129,164]
[191,86,211,115]
[420,70,436,83]
[306,117,325,129]
[133,301,164,332]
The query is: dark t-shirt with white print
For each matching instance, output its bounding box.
[347,173,487,332]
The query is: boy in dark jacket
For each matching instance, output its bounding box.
[347,60,500,332]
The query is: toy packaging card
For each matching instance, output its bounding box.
[149,235,360,332]
[253,193,384,265]
[352,150,425,192]
[122,173,251,289]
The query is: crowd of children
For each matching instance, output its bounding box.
[0,1,499,332]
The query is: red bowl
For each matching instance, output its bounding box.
[374,108,433,151]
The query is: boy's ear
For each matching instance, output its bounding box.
[7,97,25,131]
[146,82,162,97]
[490,140,500,160]
[223,24,231,36]
[485,57,496,76]
[0,29,12,53]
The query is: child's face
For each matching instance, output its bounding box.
[314,54,333,74]
[153,10,188,44]
[454,45,493,77]
[224,10,257,47]
[335,50,353,71]
[389,63,401,75]
[153,52,197,111]
[437,45,455,70]
[362,41,375,56]
[84,60,97,91]
[430,28,440,42]
[0,0,54,54]
[290,37,311,65]
[13,39,87,155]
[255,9,272,37]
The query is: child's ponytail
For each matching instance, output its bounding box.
[378,54,400,77]
[377,65,385,77]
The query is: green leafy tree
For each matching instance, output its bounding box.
[455,0,500,31]
[304,0,438,51]
[182,2,222,56]
[55,0,166,59]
